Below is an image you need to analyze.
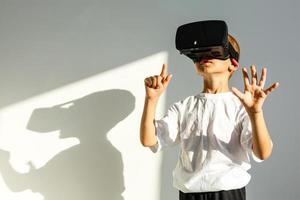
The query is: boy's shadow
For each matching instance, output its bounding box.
[0,89,135,200]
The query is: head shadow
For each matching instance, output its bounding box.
[0,89,135,200]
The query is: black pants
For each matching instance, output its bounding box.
[179,187,246,200]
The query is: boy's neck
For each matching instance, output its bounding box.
[201,76,230,94]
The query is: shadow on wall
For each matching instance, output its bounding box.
[0,89,135,200]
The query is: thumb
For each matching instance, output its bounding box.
[162,74,173,87]
[231,87,244,101]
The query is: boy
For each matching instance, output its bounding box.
[140,21,279,200]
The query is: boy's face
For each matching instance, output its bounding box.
[194,58,239,78]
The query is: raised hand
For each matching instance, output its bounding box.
[232,65,279,114]
[144,64,173,100]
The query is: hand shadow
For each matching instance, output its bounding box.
[0,89,135,200]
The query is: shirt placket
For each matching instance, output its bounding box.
[197,99,210,165]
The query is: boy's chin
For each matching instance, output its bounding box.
[197,68,219,74]
[197,70,231,77]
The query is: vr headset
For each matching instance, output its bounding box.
[175,20,239,63]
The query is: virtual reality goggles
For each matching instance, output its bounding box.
[175,20,239,63]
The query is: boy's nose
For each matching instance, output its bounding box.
[199,58,213,65]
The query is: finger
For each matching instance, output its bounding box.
[154,76,160,88]
[231,87,245,101]
[160,63,167,77]
[263,82,280,96]
[258,67,267,88]
[151,76,157,88]
[157,76,163,89]
[242,67,251,89]
[258,88,267,98]
[144,77,152,87]
[251,65,257,85]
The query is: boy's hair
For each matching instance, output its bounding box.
[228,34,240,79]
[228,34,240,62]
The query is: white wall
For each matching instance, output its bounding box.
[0,1,299,200]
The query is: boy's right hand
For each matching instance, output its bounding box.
[144,64,173,101]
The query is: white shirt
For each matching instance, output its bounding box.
[149,91,272,193]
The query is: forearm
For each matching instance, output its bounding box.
[140,97,159,147]
[248,110,273,160]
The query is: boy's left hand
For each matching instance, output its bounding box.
[231,65,279,114]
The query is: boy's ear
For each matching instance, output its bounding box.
[229,58,239,72]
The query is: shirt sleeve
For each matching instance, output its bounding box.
[149,102,181,153]
[240,110,274,163]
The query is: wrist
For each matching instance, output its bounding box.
[246,107,263,115]
[145,96,159,104]
[247,109,264,120]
